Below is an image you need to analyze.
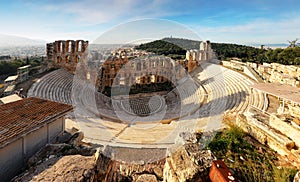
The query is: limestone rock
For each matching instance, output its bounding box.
[293,118,300,126]
[153,167,163,180]
[294,171,300,182]
[136,174,158,182]
[68,131,84,146]
[178,132,198,144]
[163,143,215,182]
[13,155,96,182]
[95,151,165,181]
[14,132,216,181]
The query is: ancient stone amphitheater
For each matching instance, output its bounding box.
[28,62,266,150]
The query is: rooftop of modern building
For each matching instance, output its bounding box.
[18,65,31,70]
[0,97,73,148]
[4,75,18,82]
[0,94,22,104]
[4,85,16,93]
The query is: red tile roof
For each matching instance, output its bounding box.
[0,97,73,148]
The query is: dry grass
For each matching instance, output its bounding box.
[207,126,298,182]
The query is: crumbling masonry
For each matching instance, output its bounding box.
[46,40,88,73]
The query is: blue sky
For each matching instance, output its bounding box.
[0,0,299,44]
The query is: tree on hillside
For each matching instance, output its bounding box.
[136,38,300,65]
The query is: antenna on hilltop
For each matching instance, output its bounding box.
[287,38,298,48]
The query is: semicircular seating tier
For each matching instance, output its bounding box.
[194,63,267,118]
[28,69,73,104]
[28,64,267,123]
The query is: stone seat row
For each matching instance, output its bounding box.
[28,69,74,104]
[198,64,254,114]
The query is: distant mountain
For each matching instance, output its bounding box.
[0,34,46,47]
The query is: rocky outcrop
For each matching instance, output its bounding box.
[269,114,300,148]
[136,174,158,182]
[94,148,165,181]
[13,131,215,181]
[233,112,300,167]
[234,113,295,155]
[163,143,215,182]
[12,131,97,182]
[14,155,96,182]
[294,171,300,182]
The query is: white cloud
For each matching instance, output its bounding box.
[93,19,201,44]
[38,0,176,25]
[194,17,300,44]
[2,0,299,44]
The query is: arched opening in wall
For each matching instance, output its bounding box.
[120,51,126,59]
[137,62,141,71]
[75,55,81,63]
[78,41,82,52]
[170,62,174,69]
[99,73,175,97]
[60,42,63,53]
[129,74,175,95]
[114,77,120,85]
[131,62,135,69]
[68,43,72,53]
[66,55,71,63]
[57,56,62,63]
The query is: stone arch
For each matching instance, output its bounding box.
[57,56,62,63]
[71,41,75,53]
[136,62,141,71]
[59,42,63,53]
[67,41,72,53]
[78,41,82,52]
[65,55,71,63]
[75,55,81,63]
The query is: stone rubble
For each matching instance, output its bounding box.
[12,131,215,181]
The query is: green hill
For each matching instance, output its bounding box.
[162,37,262,61]
[136,37,300,65]
[162,37,200,50]
[135,40,186,59]
[136,37,261,61]
[211,43,261,61]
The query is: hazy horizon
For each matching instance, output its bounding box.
[0,33,293,49]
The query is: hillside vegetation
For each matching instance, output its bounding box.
[0,57,45,78]
[135,40,186,59]
[136,37,300,65]
[162,37,200,50]
[207,126,298,182]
